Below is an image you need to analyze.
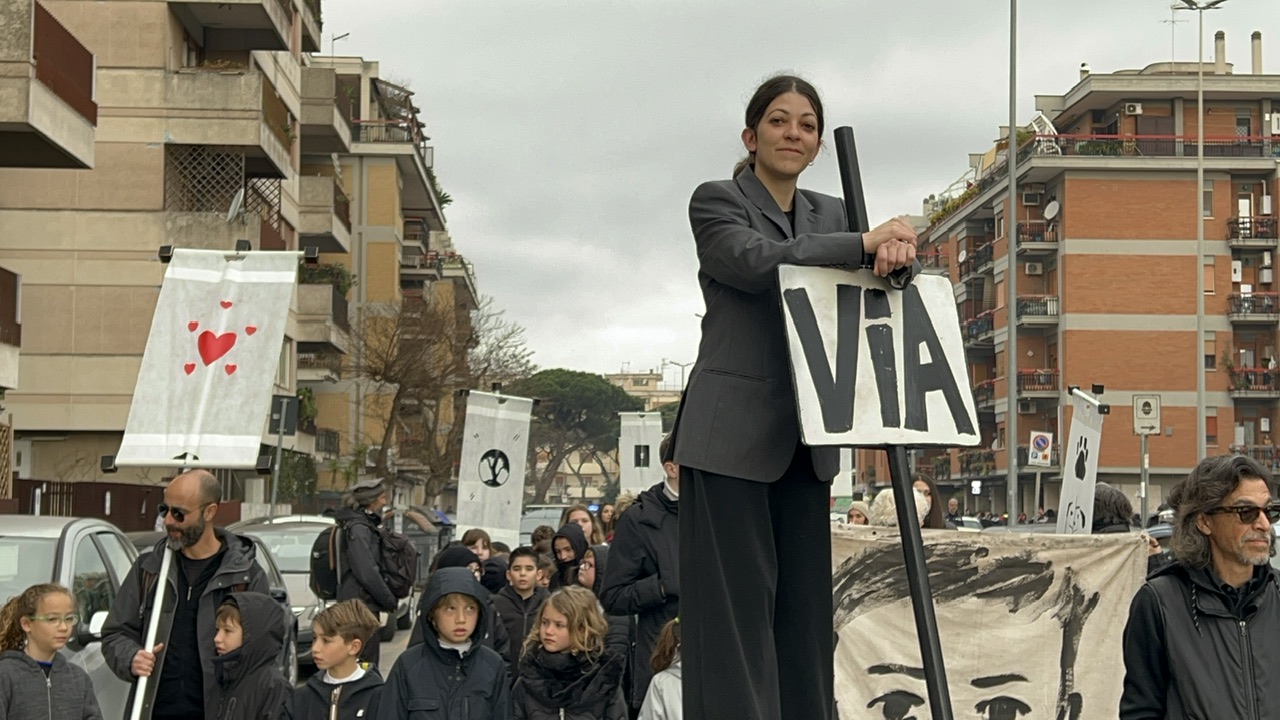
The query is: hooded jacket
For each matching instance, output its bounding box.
[636,659,681,720]
[1121,561,1280,719]
[549,524,588,591]
[512,646,628,720]
[585,545,633,666]
[0,650,103,720]
[213,592,292,720]
[289,664,383,720]
[599,482,678,709]
[372,568,511,720]
[101,528,269,720]
[408,546,510,659]
[491,585,549,671]
[334,508,398,613]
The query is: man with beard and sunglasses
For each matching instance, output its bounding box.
[1121,454,1280,719]
[102,469,269,720]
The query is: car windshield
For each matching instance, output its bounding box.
[0,537,56,601]
[244,528,317,573]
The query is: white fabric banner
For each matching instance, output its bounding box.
[117,249,298,468]
[619,412,665,495]
[456,391,533,548]
[1058,396,1105,534]
[832,527,1147,720]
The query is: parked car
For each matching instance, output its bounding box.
[127,530,300,685]
[520,505,571,545]
[227,514,411,642]
[0,516,139,720]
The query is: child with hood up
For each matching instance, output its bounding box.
[409,545,510,661]
[211,592,291,720]
[373,567,511,720]
[0,583,102,720]
[548,524,588,590]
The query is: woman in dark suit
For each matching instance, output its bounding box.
[672,74,917,720]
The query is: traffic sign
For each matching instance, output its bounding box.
[1132,394,1161,436]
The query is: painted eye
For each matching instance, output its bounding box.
[867,690,924,720]
[975,696,1032,720]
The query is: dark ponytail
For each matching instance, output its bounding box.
[732,74,826,177]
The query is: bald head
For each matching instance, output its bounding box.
[170,469,221,505]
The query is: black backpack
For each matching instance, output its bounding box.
[309,526,342,601]
[376,526,418,600]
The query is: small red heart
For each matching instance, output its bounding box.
[245,326,257,336]
[225,364,237,375]
[188,321,198,332]
[184,363,195,375]
[220,301,233,309]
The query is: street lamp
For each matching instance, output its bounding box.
[661,358,694,390]
[1179,0,1229,461]
[1006,0,1019,524]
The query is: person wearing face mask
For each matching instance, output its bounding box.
[912,474,947,530]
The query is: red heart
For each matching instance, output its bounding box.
[220,301,233,309]
[245,326,257,336]
[197,331,237,366]
[183,363,195,375]
[225,364,237,375]
[188,321,198,332]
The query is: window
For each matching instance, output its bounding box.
[634,445,650,468]
[1236,108,1252,139]
[1205,333,1217,370]
[72,535,114,629]
[633,378,650,387]
[1206,416,1218,446]
[1204,257,1215,295]
[94,533,134,587]
[1204,180,1214,218]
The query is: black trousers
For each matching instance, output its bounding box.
[680,445,834,720]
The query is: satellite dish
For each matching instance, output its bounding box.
[1044,200,1061,222]
[225,188,245,224]
[958,249,968,264]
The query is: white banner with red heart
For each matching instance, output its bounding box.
[117,249,299,468]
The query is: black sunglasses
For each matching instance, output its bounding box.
[1206,503,1280,524]
[157,502,212,523]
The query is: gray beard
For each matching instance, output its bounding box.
[167,516,206,551]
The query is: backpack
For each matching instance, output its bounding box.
[376,526,418,600]
[309,526,342,601]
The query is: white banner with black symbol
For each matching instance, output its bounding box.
[1058,396,1104,534]
[619,412,665,495]
[456,391,533,548]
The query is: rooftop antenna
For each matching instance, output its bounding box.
[330,32,350,60]
[1165,3,1190,69]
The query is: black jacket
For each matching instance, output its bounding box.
[586,545,633,669]
[549,524,588,591]
[374,568,511,720]
[334,508,398,613]
[101,529,269,720]
[491,586,548,670]
[599,483,678,709]
[512,647,628,720]
[213,592,291,720]
[408,580,510,661]
[1121,562,1280,719]
[289,666,383,720]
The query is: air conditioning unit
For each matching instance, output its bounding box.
[1263,268,1275,284]
[1265,251,1274,268]
[1232,260,1244,283]
[1025,262,1045,276]
[1021,191,1042,206]
[1124,102,1144,116]
[1271,113,1280,136]
[1017,400,1036,415]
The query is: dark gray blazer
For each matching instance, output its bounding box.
[672,165,870,483]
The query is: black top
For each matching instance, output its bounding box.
[156,544,225,719]
[784,207,796,234]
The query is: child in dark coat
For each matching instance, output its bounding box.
[491,547,548,672]
[211,592,291,720]
[548,524,588,590]
[290,599,384,720]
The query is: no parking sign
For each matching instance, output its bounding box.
[1028,431,1054,467]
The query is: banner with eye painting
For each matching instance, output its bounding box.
[831,527,1147,720]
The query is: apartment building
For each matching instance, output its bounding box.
[859,32,1280,517]
[0,0,325,491]
[606,370,682,411]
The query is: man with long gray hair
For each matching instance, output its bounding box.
[1120,454,1280,718]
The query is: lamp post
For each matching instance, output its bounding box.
[1006,0,1019,523]
[1179,0,1229,461]
[661,358,694,390]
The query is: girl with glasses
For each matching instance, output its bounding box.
[0,582,102,719]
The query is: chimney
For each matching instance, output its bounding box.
[1215,31,1227,74]
[1080,63,1090,80]
[1253,31,1263,75]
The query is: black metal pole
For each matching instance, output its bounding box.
[834,126,954,720]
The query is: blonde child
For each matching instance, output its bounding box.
[0,583,102,719]
[512,586,626,720]
[291,599,384,720]
[637,618,681,720]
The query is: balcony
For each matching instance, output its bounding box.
[1229,368,1280,399]
[0,268,21,391]
[297,176,351,253]
[1017,369,1060,397]
[918,251,949,276]
[353,119,446,232]
[1026,133,1275,160]
[1227,293,1280,324]
[1015,221,1059,255]
[439,254,479,308]
[1231,444,1280,471]
[165,68,291,177]
[401,251,443,282]
[964,310,995,350]
[299,67,353,154]
[960,243,995,279]
[168,0,290,51]
[1228,217,1279,248]
[297,352,343,382]
[931,455,952,483]
[298,0,321,52]
[973,379,996,410]
[296,283,350,354]
[959,449,996,478]
[1017,296,1060,326]
[0,0,97,168]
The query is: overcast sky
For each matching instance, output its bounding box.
[324,0,1277,384]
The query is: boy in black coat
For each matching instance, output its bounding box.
[374,567,511,720]
[211,592,291,720]
[290,599,384,720]
[490,547,548,671]
[408,544,511,659]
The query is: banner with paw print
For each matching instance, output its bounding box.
[456,390,534,547]
[117,249,299,468]
[1057,395,1105,534]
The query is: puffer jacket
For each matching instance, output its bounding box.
[512,646,627,720]
[100,528,269,720]
[1121,562,1280,719]
[372,568,511,720]
[637,660,681,720]
[212,592,291,720]
[0,650,102,720]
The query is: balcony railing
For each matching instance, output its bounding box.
[1017,220,1058,247]
[1017,296,1060,319]
[965,311,995,341]
[1018,369,1059,393]
[1231,444,1280,470]
[1025,133,1276,159]
[1228,293,1280,318]
[0,269,21,348]
[33,3,97,124]
[931,455,951,482]
[1229,368,1280,394]
[298,352,343,376]
[316,428,340,456]
[333,182,351,232]
[354,120,433,169]
[439,253,478,295]
[1228,217,1278,241]
[330,286,350,333]
[973,379,996,407]
[918,251,949,272]
[959,449,996,477]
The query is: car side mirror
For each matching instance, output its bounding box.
[269,587,288,605]
[76,611,109,647]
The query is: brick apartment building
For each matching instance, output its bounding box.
[858,32,1280,518]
